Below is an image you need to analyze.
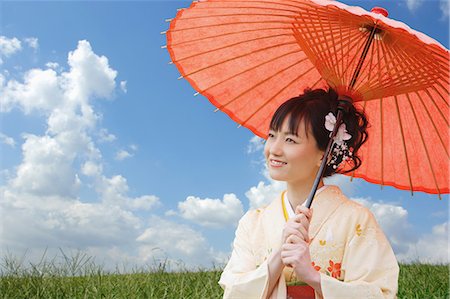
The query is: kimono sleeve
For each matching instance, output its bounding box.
[218,210,271,299]
[319,207,399,299]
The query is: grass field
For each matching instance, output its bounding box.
[1,252,448,298]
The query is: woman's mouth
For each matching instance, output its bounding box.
[269,159,287,167]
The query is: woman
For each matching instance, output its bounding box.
[219,88,399,299]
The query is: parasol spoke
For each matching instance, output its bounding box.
[293,12,337,81]
[167,26,291,47]
[256,76,325,133]
[172,33,293,63]
[432,82,450,108]
[293,15,368,91]
[406,94,442,199]
[240,65,318,127]
[217,61,317,113]
[380,97,384,188]
[394,95,414,196]
[415,91,449,158]
[167,0,450,195]
[202,49,307,95]
[391,37,446,86]
[424,88,450,128]
[175,40,297,79]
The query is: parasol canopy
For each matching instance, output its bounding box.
[165,0,450,197]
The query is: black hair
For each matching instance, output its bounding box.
[269,88,368,177]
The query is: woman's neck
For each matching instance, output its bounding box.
[287,179,324,209]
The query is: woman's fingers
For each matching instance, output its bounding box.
[286,234,302,244]
[295,206,312,220]
[284,226,309,243]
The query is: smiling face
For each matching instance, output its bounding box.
[264,116,324,185]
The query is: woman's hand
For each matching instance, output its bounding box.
[281,235,317,282]
[281,206,317,282]
[281,205,312,244]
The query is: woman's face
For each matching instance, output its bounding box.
[264,117,324,185]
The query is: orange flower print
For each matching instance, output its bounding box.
[311,261,321,271]
[327,260,342,279]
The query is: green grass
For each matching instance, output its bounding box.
[0,252,448,298]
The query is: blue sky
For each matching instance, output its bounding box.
[0,0,448,269]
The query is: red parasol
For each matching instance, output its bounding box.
[165,0,449,199]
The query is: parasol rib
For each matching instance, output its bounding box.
[293,8,365,84]
[406,93,442,199]
[416,91,449,158]
[293,16,367,90]
[240,66,319,127]
[426,87,450,127]
[394,95,414,196]
[392,38,445,87]
[256,76,324,135]
[176,41,297,79]
[167,27,291,47]
[201,49,307,95]
[433,82,450,107]
[380,97,385,188]
[172,33,294,63]
[218,61,317,113]
[380,38,420,195]
[294,12,336,79]
[317,5,343,87]
[349,20,379,88]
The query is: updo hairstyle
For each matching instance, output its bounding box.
[269,88,369,177]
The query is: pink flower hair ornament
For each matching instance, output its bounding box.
[325,112,353,169]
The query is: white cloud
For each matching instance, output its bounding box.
[396,221,449,264]
[0,39,187,271]
[353,196,448,264]
[24,37,39,50]
[81,161,103,177]
[405,0,424,11]
[45,62,60,70]
[136,217,227,268]
[115,149,132,161]
[352,197,416,256]
[0,68,62,113]
[128,195,160,211]
[63,40,117,101]
[178,194,244,228]
[247,135,264,154]
[0,36,22,64]
[165,209,177,216]
[0,132,15,147]
[120,80,127,93]
[10,133,81,197]
[324,174,358,196]
[98,128,116,142]
[245,179,286,209]
[440,0,449,18]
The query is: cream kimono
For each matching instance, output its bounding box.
[219,185,399,299]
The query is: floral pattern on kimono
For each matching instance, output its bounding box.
[218,185,399,299]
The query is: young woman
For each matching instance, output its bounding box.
[219,88,399,299]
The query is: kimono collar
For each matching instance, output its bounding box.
[282,185,328,220]
[263,185,346,250]
[307,185,346,241]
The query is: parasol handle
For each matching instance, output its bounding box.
[305,96,353,209]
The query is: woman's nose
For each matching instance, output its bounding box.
[269,138,283,156]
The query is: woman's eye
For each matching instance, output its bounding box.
[268,133,275,138]
[286,138,296,143]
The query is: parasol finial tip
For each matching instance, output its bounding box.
[371,7,388,17]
